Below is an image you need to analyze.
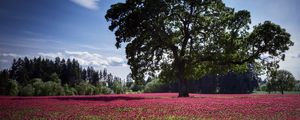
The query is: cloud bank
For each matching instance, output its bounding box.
[70,0,99,10]
[37,51,125,67]
[1,51,126,68]
[1,51,128,79]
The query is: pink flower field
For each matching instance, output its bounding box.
[0,93,300,120]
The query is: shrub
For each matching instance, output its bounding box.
[42,81,64,96]
[31,78,44,96]
[144,79,168,93]
[64,84,77,95]
[7,80,19,96]
[111,80,125,94]
[94,85,112,94]
[86,84,96,95]
[75,81,96,95]
[20,84,35,96]
[54,83,65,96]
[130,83,144,92]
[49,73,61,83]
[260,85,267,91]
[101,86,112,94]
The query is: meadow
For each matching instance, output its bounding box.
[1,93,300,120]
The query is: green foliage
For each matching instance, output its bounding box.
[94,84,112,95]
[86,85,96,95]
[42,81,64,96]
[63,84,77,95]
[266,69,296,94]
[98,85,112,94]
[7,80,19,96]
[74,81,114,95]
[144,79,168,93]
[24,78,65,96]
[75,81,96,95]
[49,73,61,83]
[31,78,44,96]
[111,80,125,94]
[20,84,35,96]
[260,85,267,91]
[130,83,144,92]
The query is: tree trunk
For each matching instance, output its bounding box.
[178,78,189,97]
[280,86,284,94]
[176,61,189,97]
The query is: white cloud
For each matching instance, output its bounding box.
[38,52,64,59]
[0,59,9,63]
[70,0,99,10]
[1,51,125,68]
[65,50,109,66]
[0,51,129,79]
[107,57,125,66]
[37,51,125,68]
[1,53,21,58]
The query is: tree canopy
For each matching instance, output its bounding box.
[105,0,293,97]
[267,69,296,94]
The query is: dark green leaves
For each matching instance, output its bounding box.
[105,0,293,81]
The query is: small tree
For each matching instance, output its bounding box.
[271,70,296,94]
[266,78,276,94]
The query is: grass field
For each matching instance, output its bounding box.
[1,93,300,120]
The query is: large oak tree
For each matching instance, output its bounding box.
[105,0,293,97]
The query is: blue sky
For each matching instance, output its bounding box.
[0,0,299,80]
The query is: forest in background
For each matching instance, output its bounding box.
[0,57,125,96]
[0,57,299,96]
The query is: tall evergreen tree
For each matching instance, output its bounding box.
[103,68,108,81]
[99,70,103,81]
[0,70,9,95]
[91,71,100,85]
[81,68,87,81]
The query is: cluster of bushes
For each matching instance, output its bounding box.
[20,78,64,96]
[144,79,169,93]
[4,79,118,96]
[0,72,127,96]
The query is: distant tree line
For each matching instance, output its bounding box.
[143,68,298,94]
[144,70,259,94]
[0,57,126,96]
[1,57,297,96]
